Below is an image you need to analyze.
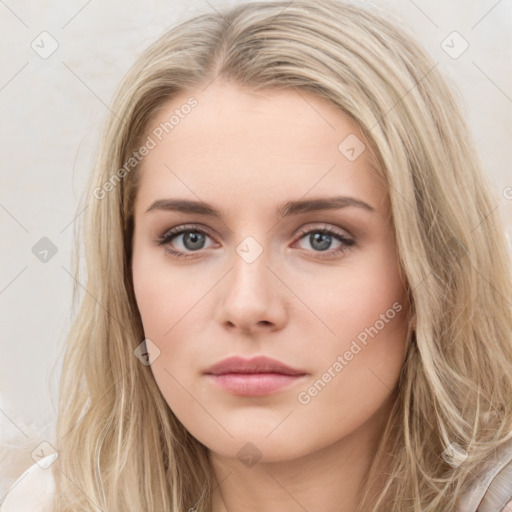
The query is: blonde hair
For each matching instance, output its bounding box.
[51,1,512,510]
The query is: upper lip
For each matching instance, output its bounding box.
[204,356,306,376]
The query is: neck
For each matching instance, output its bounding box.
[209,395,395,512]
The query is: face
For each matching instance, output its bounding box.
[131,81,410,464]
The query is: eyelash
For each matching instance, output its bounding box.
[154,223,355,260]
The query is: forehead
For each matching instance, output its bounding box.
[134,81,388,217]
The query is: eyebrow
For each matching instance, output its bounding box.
[145,195,375,219]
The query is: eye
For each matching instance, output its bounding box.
[155,224,216,259]
[293,224,355,258]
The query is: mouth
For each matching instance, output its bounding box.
[203,355,307,396]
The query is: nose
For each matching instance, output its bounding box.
[215,246,288,335]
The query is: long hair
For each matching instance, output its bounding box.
[51,1,512,510]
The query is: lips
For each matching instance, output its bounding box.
[203,355,306,376]
[203,356,307,396]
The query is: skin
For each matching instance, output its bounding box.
[131,80,410,512]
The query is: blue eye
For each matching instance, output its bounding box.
[155,224,355,259]
[293,225,355,258]
[155,224,214,259]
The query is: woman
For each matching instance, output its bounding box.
[2,1,512,511]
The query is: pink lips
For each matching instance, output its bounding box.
[203,355,307,396]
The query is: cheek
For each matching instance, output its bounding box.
[132,250,212,436]
[294,247,409,409]
[295,242,408,348]
[289,276,408,453]
[131,246,212,385]
[132,244,205,338]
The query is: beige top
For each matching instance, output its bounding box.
[1,445,512,511]
[0,454,57,512]
[456,438,512,512]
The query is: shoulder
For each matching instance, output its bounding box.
[0,453,57,512]
[456,438,512,512]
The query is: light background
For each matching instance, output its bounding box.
[0,0,511,494]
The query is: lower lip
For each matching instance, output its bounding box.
[206,373,306,396]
